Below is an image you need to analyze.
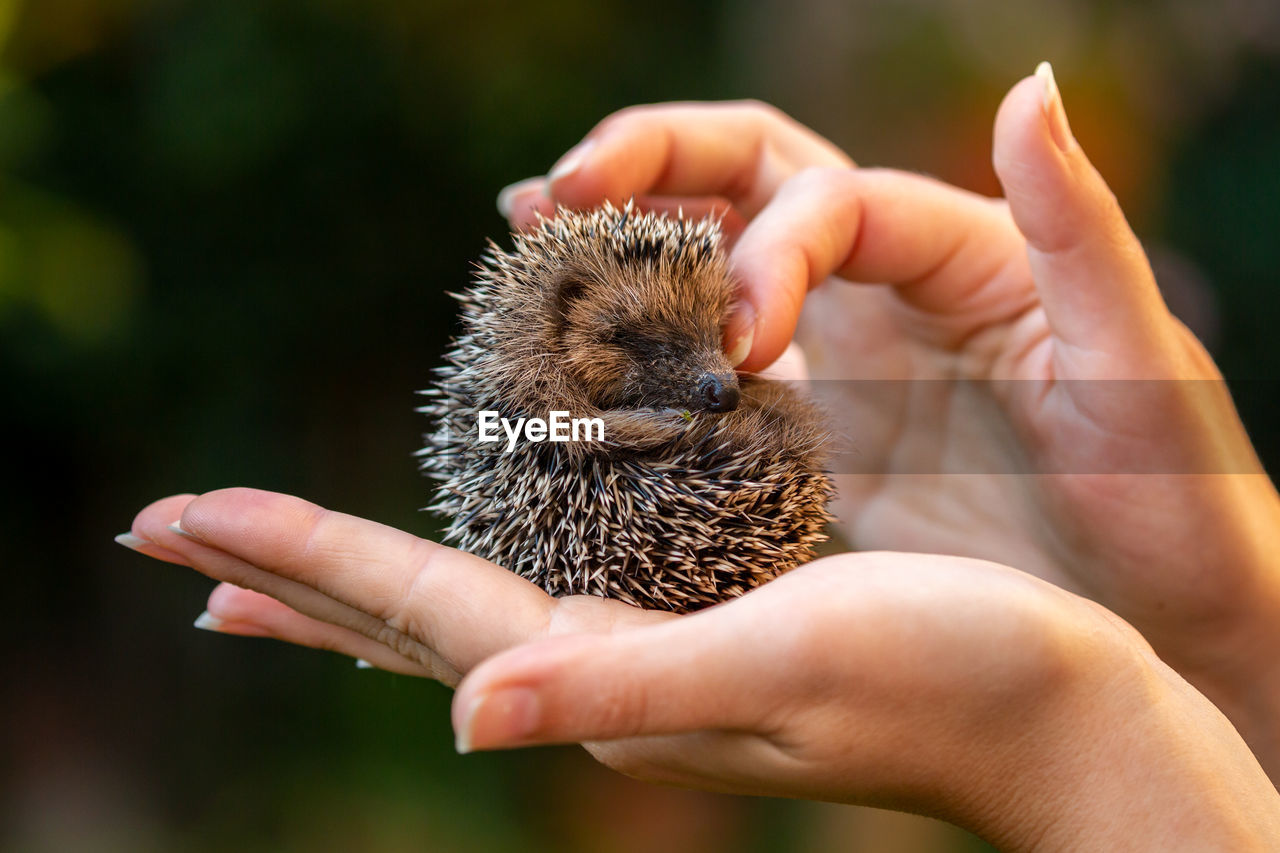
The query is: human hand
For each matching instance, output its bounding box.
[120,487,1280,849]
[495,69,1280,773]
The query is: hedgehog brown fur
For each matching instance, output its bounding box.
[418,201,834,612]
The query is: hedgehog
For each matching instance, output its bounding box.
[417,201,834,612]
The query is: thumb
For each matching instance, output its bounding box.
[451,613,771,752]
[993,63,1173,370]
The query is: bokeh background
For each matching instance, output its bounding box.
[3,0,1279,850]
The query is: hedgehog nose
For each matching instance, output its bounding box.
[698,373,740,413]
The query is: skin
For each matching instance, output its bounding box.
[124,489,1280,849]
[499,71,1280,778]
[119,70,1280,844]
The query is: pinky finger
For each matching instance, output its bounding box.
[202,583,448,680]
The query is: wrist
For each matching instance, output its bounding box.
[996,633,1280,851]
[1186,595,1280,785]
[1164,490,1280,782]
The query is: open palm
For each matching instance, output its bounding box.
[120,487,1280,847]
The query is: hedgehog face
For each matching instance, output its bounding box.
[425,203,834,612]
[553,266,740,414]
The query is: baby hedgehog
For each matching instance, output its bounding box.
[418,201,834,612]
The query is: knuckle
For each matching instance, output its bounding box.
[308,632,345,655]
[771,605,846,670]
[595,102,663,136]
[731,98,790,124]
[296,504,337,561]
[960,582,1096,702]
[373,620,410,654]
[783,165,857,199]
[589,675,647,737]
[429,659,462,687]
[586,742,658,781]
[376,621,454,681]
[388,538,451,645]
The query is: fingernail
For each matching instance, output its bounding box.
[355,658,374,670]
[727,325,754,368]
[193,611,223,631]
[547,140,595,185]
[1035,61,1075,153]
[168,522,201,541]
[115,532,149,551]
[725,303,756,368]
[496,177,542,219]
[455,687,541,754]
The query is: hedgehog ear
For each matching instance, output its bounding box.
[553,275,591,332]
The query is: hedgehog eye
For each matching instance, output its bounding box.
[605,324,652,351]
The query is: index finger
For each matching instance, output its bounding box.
[727,167,1025,371]
[545,101,854,219]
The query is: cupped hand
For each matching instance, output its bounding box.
[496,70,1280,762]
[121,487,1280,849]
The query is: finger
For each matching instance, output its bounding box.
[451,551,1067,752]
[992,64,1172,367]
[163,488,559,674]
[622,198,749,245]
[131,493,460,681]
[451,601,781,752]
[116,536,194,565]
[497,176,749,244]
[727,167,1026,371]
[202,583,436,678]
[544,101,854,219]
[116,494,198,565]
[495,177,547,224]
[753,341,811,383]
[582,731,806,797]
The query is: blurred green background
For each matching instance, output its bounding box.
[3,0,1278,850]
